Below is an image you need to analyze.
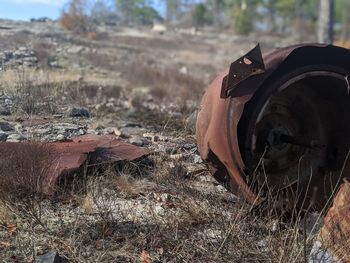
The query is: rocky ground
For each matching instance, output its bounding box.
[0,19,322,263]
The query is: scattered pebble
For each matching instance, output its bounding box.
[69,107,91,118]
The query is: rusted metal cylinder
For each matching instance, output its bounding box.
[196,44,350,209]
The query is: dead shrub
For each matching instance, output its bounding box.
[0,142,55,204]
[33,41,56,68]
[87,31,97,40]
[14,80,58,115]
[84,52,115,70]
[59,0,92,33]
[125,64,204,102]
[83,83,122,101]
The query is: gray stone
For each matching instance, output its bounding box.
[119,126,146,138]
[0,121,13,131]
[54,123,80,133]
[308,241,335,263]
[183,143,196,150]
[0,132,7,141]
[194,154,203,164]
[129,136,144,146]
[14,123,22,131]
[56,134,65,141]
[0,106,10,116]
[69,107,91,118]
[4,98,13,105]
[53,114,63,119]
[6,134,26,142]
[35,251,67,263]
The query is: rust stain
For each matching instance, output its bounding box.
[196,43,350,208]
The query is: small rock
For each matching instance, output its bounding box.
[183,143,196,150]
[86,129,98,135]
[14,123,22,131]
[143,132,159,142]
[194,154,203,164]
[69,107,91,118]
[56,134,65,141]
[179,66,188,75]
[4,98,12,105]
[106,102,114,108]
[6,134,26,142]
[104,127,117,135]
[120,126,145,138]
[124,122,141,128]
[53,114,63,119]
[0,121,13,131]
[129,136,144,146]
[308,241,334,263]
[114,128,122,137]
[0,132,7,141]
[54,124,80,134]
[160,193,174,202]
[0,106,10,116]
[35,251,67,263]
[152,23,167,34]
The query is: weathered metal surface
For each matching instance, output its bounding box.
[196,44,350,208]
[309,179,350,262]
[1,135,151,194]
[45,134,151,193]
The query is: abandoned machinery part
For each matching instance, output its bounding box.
[0,134,151,194]
[196,44,350,209]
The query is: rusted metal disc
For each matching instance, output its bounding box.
[197,44,350,209]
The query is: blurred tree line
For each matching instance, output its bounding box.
[61,0,346,42]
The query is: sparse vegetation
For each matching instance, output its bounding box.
[60,0,92,33]
[0,7,348,262]
[0,151,330,262]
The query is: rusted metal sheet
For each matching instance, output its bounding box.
[45,134,151,193]
[309,178,350,262]
[196,44,350,208]
[1,135,151,194]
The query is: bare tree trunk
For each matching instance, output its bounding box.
[317,0,334,44]
[295,0,302,40]
[166,0,178,23]
[341,2,350,41]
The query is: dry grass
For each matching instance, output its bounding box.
[0,142,55,202]
[0,68,126,116]
[0,149,344,262]
[0,68,119,92]
[0,203,12,224]
[125,63,205,102]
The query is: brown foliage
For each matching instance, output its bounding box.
[59,0,90,33]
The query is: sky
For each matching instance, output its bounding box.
[0,0,71,21]
[0,0,165,21]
